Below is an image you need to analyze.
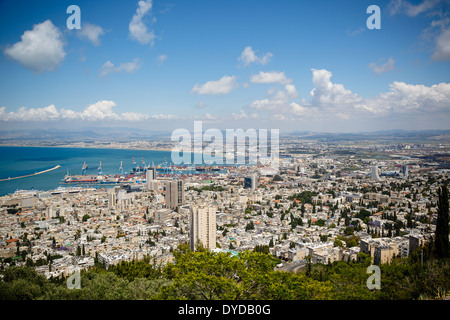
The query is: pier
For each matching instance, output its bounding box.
[0,165,61,182]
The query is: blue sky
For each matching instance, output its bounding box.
[0,0,449,133]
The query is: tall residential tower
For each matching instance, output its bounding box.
[165,180,185,210]
[190,204,216,251]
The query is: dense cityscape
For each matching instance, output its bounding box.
[0,135,449,301]
[0,0,449,310]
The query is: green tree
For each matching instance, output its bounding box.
[245,221,255,231]
[435,184,449,258]
[158,248,331,300]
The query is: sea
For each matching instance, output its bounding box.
[0,146,172,196]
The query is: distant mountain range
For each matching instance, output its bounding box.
[0,127,171,142]
[0,128,449,143]
[285,129,450,142]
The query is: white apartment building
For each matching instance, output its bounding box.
[190,204,217,251]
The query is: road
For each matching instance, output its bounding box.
[276,260,307,273]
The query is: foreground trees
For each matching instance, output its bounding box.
[435,184,449,259]
[0,243,448,300]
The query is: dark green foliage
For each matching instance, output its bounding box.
[254,244,270,254]
[288,191,318,204]
[1,244,449,300]
[0,266,55,300]
[435,185,449,258]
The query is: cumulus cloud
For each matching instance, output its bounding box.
[77,100,121,121]
[100,58,141,76]
[249,83,299,112]
[363,81,450,115]
[432,28,450,61]
[248,70,301,113]
[309,68,363,110]
[289,102,308,117]
[77,22,105,46]
[0,105,60,121]
[0,101,150,122]
[247,68,450,124]
[368,57,396,74]
[238,46,273,66]
[129,0,156,45]
[250,71,292,85]
[3,20,65,73]
[191,75,238,95]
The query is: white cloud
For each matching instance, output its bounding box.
[232,109,259,120]
[191,75,238,95]
[78,100,121,121]
[238,46,273,66]
[347,27,366,36]
[368,57,396,74]
[100,58,141,76]
[249,83,299,112]
[150,114,179,120]
[250,71,292,85]
[432,27,450,61]
[122,112,150,121]
[309,68,363,109]
[0,101,149,122]
[0,104,60,121]
[77,22,105,46]
[289,102,308,116]
[4,20,65,73]
[388,0,440,17]
[129,0,156,45]
[157,54,168,65]
[388,0,449,62]
[248,70,300,113]
[364,81,450,115]
[247,68,450,124]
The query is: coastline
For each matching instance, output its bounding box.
[0,143,174,153]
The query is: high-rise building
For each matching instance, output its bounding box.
[402,165,409,178]
[190,204,216,251]
[108,190,116,209]
[165,180,185,210]
[147,166,157,179]
[370,166,381,181]
[146,167,156,189]
[244,175,258,190]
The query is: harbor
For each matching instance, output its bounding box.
[61,156,230,187]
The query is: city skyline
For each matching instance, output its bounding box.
[0,0,449,133]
